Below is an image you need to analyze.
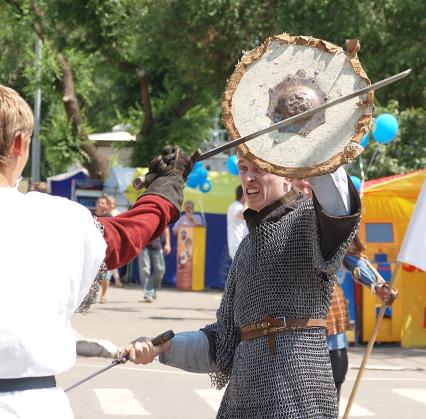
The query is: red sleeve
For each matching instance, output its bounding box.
[98,195,177,269]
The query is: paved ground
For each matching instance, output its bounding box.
[59,286,426,418]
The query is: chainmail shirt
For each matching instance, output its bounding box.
[76,217,108,313]
[203,189,360,419]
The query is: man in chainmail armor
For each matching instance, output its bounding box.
[127,154,361,419]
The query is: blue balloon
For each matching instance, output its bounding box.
[200,179,212,193]
[194,166,208,183]
[360,133,369,149]
[193,161,203,170]
[186,172,199,188]
[350,176,361,192]
[373,113,399,144]
[227,155,239,176]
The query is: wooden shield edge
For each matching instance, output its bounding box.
[221,33,374,178]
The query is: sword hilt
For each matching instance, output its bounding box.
[132,149,202,191]
[151,329,175,346]
[116,329,175,363]
[65,330,175,393]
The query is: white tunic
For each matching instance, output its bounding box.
[0,187,106,418]
[226,200,248,259]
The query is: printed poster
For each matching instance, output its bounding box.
[176,226,194,290]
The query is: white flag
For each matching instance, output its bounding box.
[397,179,426,271]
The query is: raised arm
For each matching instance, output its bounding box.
[309,166,361,263]
[99,187,179,269]
[98,146,191,269]
[308,166,353,216]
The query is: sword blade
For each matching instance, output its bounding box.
[199,69,411,161]
[64,330,174,393]
[64,360,121,393]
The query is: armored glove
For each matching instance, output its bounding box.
[133,146,199,190]
[139,146,200,222]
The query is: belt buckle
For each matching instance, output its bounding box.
[276,316,287,328]
[266,317,287,334]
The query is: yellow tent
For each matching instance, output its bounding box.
[360,170,426,347]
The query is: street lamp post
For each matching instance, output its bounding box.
[31,36,42,182]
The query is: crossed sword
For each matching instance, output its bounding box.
[67,69,411,393]
[132,69,410,190]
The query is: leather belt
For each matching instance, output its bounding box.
[240,314,327,354]
[0,376,56,392]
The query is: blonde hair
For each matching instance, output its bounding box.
[107,195,117,207]
[0,85,34,167]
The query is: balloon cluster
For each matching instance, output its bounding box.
[186,161,212,193]
[361,113,399,149]
[227,155,239,176]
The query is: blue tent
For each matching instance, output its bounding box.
[47,169,89,199]
[103,167,136,211]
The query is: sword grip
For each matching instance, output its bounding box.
[132,149,202,191]
[132,172,157,191]
[117,329,175,364]
[189,149,202,166]
[151,329,175,346]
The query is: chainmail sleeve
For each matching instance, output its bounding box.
[203,255,240,389]
[75,217,108,314]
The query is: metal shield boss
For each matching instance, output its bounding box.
[222,34,374,178]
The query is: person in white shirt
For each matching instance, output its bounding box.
[0,85,190,419]
[227,185,248,259]
[172,200,204,234]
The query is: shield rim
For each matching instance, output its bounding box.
[222,34,374,178]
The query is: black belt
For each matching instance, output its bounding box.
[0,376,56,392]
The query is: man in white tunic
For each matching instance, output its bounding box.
[0,85,189,418]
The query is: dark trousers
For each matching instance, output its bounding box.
[329,348,349,402]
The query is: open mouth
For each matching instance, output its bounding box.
[246,187,260,196]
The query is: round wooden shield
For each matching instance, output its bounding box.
[222,34,374,178]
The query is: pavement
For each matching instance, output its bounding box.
[72,285,426,371]
[348,345,426,372]
[61,285,426,418]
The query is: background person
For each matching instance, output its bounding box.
[106,195,124,287]
[94,196,113,303]
[107,195,121,216]
[138,227,171,302]
[327,231,398,402]
[30,181,48,193]
[293,178,398,402]
[94,195,110,217]
[227,185,248,259]
[172,200,203,235]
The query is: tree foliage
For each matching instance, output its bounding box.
[0,0,424,179]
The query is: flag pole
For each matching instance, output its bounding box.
[342,262,400,418]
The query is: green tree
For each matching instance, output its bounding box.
[1,0,424,179]
[349,103,426,179]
